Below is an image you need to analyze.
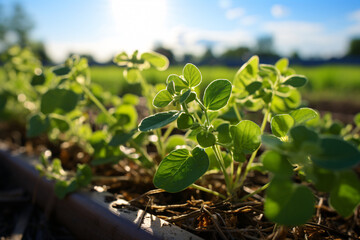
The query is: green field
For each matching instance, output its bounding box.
[90,64,360,102]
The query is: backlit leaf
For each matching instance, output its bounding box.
[329,171,360,217]
[271,114,294,137]
[153,89,173,108]
[141,52,169,70]
[139,111,180,131]
[283,75,307,88]
[41,89,78,114]
[183,63,202,87]
[203,79,232,110]
[312,137,360,170]
[153,147,209,192]
[290,108,318,125]
[264,178,315,226]
[231,120,261,155]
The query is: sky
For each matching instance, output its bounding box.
[2,0,360,63]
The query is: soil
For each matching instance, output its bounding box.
[1,99,360,240]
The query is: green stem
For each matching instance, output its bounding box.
[81,84,117,125]
[233,104,242,122]
[239,182,270,201]
[212,145,231,196]
[190,183,226,199]
[162,124,175,142]
[195,97,210,128]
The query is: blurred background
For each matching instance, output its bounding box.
[1,0,360,103]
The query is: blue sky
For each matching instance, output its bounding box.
[2,0,360,62]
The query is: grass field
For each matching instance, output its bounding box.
[90,64,360,102]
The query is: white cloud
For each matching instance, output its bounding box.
[219,0,232,9]
[271,4,290,19]
[239,15,259,26]
[161,25,255,57]
[348,9,360,22]
[263,21,347,58]
[226,8,245,20]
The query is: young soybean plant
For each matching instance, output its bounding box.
[138,63,262,199]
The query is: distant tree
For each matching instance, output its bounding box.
[347,38,360,57]
[199,47,217,65]
[0,5,6,42]
[290,51,301,60]
[220,46,252,64]
[153,46,176,65]
[8,3,34,47]
[183,53,196,64]
[255,35,279,59]
[30,41,52,64]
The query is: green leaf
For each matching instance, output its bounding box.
[231,120,261,155]
[167,74,188,92]
[264,178,315,226]
[183,63,202,87]
[52,66,71,76]
[312,137,360,170]
[290,125,319,148]
[329,171,360,217]
[41,89,78,114]
[203,79,232,110]
[196,131,216,148]
[153,89,173,108]
[75,164,92,187]
[31,73,46,86]
[27,114,50,137]
[290,108,318,125]
[283,75,307,88]
[310,165,336,192]
[234,56,259,89]
[179,89,191,104]
[261,151,293,178]
[261,134,283,150]
[217,123,232,144]
[166,80,176,95]
[275,58,289,73]
[165,135,186,153]
[139,111,180,131]
[153,147,209,192]
[245,81,262,95]
[141,52,169,70]
[109,130,136,146]
[124,68,141,83]
[114,104,138,130]
[354,113,360,127]
[177,113,194,130]
[271,114,294,137]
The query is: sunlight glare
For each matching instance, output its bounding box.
[107,0,168,52]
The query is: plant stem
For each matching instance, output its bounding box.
[162,124,175,142]
[239,182,270,201]
[195,97,210,128]
[80,84,117,125]
[233,104,242,122]
[190,183,226,199]
[212,145,231,196]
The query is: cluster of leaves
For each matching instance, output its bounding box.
[2,46,360,227]
[0,46,169,198]
[139,57,360,226]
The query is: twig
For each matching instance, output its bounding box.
[128,188,165,204]
[305,222,359,240]
[202,206,229,240]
